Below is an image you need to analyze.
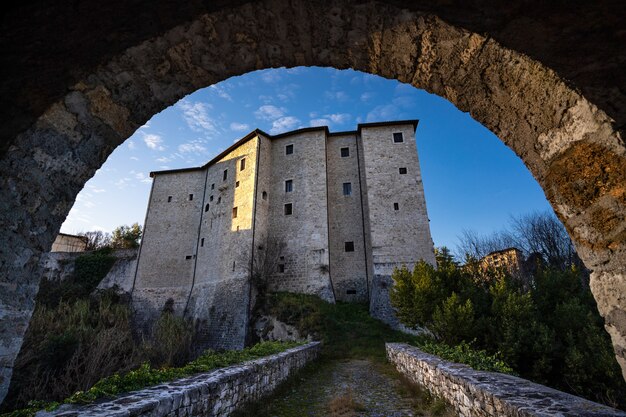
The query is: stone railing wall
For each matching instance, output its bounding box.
[386,343,626,417]
[38,342,321,417]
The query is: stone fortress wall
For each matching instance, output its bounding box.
[131,120,436,349]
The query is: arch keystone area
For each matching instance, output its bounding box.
[0,0,625,403]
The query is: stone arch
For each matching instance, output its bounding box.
[1,0,625,401]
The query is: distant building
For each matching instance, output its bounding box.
[132,120,435,350]
[479,247,524,274]
[50,233,88,253]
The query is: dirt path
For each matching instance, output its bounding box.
[237,359,455,417]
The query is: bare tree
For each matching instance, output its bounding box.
[456,211,582,271]
[242,235,286,294]
[78,230,111,251]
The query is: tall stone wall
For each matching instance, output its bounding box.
[326,133,369,303]
[38,342,321,417]
[387,343,626,417]
[359,124,436,323]
[132,170,207,330]
[266,130,334,302]
[187,137,258,350]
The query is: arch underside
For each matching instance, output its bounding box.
[0,0,624,403]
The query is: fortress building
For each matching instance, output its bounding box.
[131,120,435,349]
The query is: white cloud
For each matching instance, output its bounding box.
[130,156,139,161]
[156,156,171,163]
[310,118,330,127]
[392,96,415,108]
[178,99,219,135]
[254,105,285,121]
[325,113,351,124]
[260,70,281,83]
[115,177,131,189]
[230,122,250,132]
[178,142,207,154]
[270,116,300,134]
[134,172,152,184]
[324,91,349,102]
[366,104,399,122]
[210,84,232,101]
[88,186,106,193]
[143,133,165,151]
[360,92,374,102]
[127,140,137,150]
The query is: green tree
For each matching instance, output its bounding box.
[110,223,142,249]
[432,292,475,345]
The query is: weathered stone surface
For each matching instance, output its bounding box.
[1,0,625,403]
[35,342,320,417]
[387,343,626,417]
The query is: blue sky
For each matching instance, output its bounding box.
[60,67,552,252]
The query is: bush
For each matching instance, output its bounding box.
[389,249,626,409]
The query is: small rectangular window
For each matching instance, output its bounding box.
[205,203,210,212]
[211,183,215,190]
[236,181,240,188]
[262,191,267,200]
[209,195,213,202]
[399,167,407,174]
[394,202,399,211]
[340,147,350,157]
[345,241,355,252]
[343,182,352,196]
[189,194,194,201]
[346,289,357,295]
[232,207,238,218]
[217,196,221,204]
[393,132,404,143]
[185,255,193,260]
[278,264,285,273]
[284,203,293,215]
[285,144,294,155]
[167,196,172,202]
[223,169,228,181]
[240,158,246,171]
[200,238,205,247]
[285,179,293,193]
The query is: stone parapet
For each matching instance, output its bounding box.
[37,342,321,417]
[386,343,626,417]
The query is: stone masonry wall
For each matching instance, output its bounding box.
[267,131,334,302]
[386,343,626,417]
[326,133,369,303]
[38,342,321,417]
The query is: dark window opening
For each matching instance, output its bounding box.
[345,241,355,252]
[279,256,285,261]
[189,194,194,201]
[232,261,235,271]
[240,158,246,171]
[285,179,293,193]
[262,191,267,200]
[346,289,357,295]
[223,169,228,181]
[232,207,238,218]
[394,202,399,211]
[399,167,407,174]
[236,181,240,188]
[200,238,205,247]
[340,147,350,157]
[284,203,293,215]
[393,132,404,143]
[217,196,221,204]
[285,144,294,155]
[211,183,215,190]
[205,203,210,212]
[167,196,172,202]
[278,264,285,273]
[209,195,214,202]
[343,182,352,196]
[185,255,193,260]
